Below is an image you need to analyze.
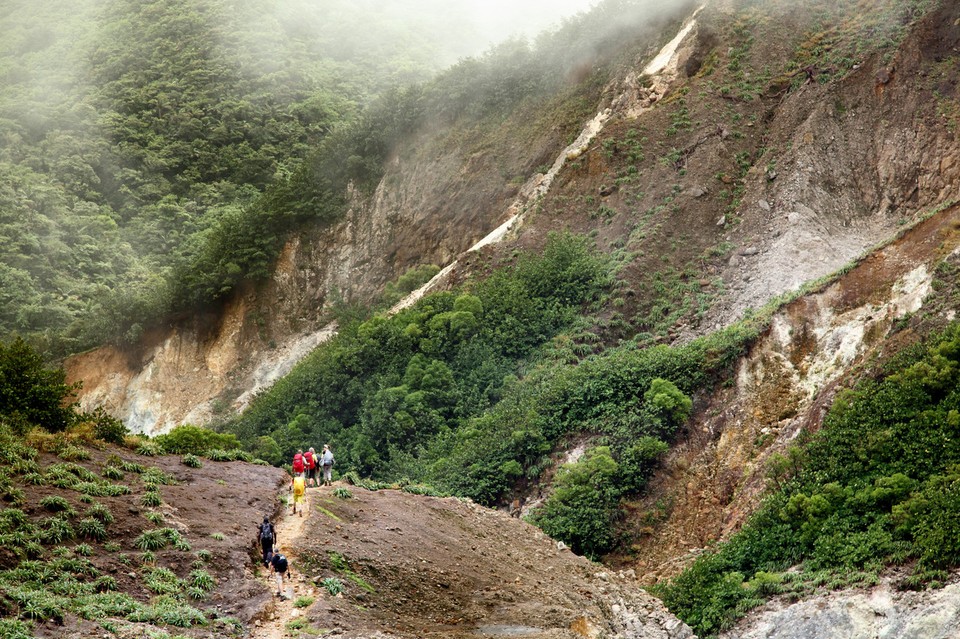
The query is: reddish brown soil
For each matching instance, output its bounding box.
[20,446,287,638]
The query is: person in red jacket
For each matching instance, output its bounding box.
[304,447,318,487]
[292,449,305,476]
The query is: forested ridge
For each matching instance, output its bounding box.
[3,0,675,358]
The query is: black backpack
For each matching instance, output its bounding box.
[273,554,288,571]
[259,522,273,542]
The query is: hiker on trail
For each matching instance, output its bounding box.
[321,444,335,486]
[292,449,305,476]
[292,473,306,517]
[257,516,276,567]
[305,447,317,488]
[270,547,289,597]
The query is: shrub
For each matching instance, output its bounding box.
[206,449,232,462]
[57,444,91,461]
[81,407,128,445]
[21,472,45,486]
[145,567,183,596]
[155,424,239,455]
[141,490,162,508]
[40,516,74,545]
[86,502,114,525]
[530,446,620,559]
[134,529,168,551]
[76,481,131,497]
[49,462,97,482]
[76,517,107,541]
[0,619,33,639]
[189,569,214,592]
[3,487,26,506]
[293,596,315,608]
[102,465,124,480]
[118,460,145,474]
[136,440,164,457]
[321,577,345,595]
[401,484,445,497]
[332,487,353,499]
[182,454,203,468]
[93,575,118,592]
[0,337,78,433]
[142,467,178,486]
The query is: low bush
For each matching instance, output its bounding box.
[135,440,164,457]
[155,425,239,455]
[321,577,345,595]
[76,517,108,542]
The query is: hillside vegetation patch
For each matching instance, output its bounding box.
[656,320,960,637]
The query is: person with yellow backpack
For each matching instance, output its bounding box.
[291,473,307,517]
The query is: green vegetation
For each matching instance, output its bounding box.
[0,338,78,434]
[321,577,346,596]
[1,0,688,358]
[228,232,614,483]
[225,231,762,553]
[0,401,210,637]
[657,322,960,637]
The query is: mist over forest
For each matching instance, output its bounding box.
[0,0,687,359]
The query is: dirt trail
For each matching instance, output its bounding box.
[250,484,321,639]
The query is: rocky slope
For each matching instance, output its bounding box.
[256,485,694,639]
[64,1,697,434]
[723,579,960,639]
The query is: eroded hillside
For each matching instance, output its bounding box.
[57,0,960,635]
[256,486,693,639]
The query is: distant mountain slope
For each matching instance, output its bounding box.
[0,0,604,356]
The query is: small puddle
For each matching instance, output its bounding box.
[473,625,543,637]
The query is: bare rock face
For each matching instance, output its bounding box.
[724,581,960,639]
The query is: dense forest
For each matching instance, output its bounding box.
[0,0,687,358]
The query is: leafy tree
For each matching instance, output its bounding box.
[531,446,621,558]
[0,338,78,433]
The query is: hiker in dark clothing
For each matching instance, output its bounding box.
[257,516,276,567]
[271,547,289,596]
